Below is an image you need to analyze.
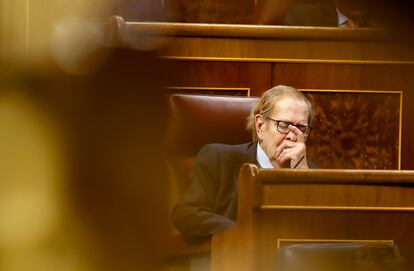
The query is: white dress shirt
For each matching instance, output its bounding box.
[336,7,350,27]
[256,142,274,169]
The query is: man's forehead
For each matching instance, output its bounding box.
[270,97,309,121]
[271,96,307,110]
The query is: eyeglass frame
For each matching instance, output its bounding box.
[265,117,313,137]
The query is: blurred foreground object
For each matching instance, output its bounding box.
[1,1,171,270]
[1,48,169,271]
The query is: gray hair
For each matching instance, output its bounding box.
[246,85,313,141]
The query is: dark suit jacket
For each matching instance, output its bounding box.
[171,142,258,243]
[172,141,316,243]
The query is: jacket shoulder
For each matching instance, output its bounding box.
[197,142,253,158]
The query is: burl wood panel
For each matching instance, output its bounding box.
[272,63,406,169]
[166,61,271,96]
[272,63,414,170]
[165,0,256,23]
[304,91,400,169]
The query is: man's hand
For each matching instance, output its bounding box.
[274,125,308,169]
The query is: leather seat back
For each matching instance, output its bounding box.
[275,242,401,271]
[166,94,258,234]
[166,94,259,156]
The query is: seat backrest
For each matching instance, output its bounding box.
[275,242,401,271]
[166,94,259,157]
[276,243,362,271]
[165,94,258,234]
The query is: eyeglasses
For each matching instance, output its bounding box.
[266,117,313,137]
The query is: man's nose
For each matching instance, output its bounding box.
[285,130,297,142]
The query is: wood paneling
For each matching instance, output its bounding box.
[161,38,414,62]
[258,211,414,270]
[126,24,414,62]
[262,183,414,207]
[166,61,271,96]
[272,63,409,90]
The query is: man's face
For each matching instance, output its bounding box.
[255,97,309,168]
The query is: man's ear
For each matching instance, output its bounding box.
[255,114,265,140]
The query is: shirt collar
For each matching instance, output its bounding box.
[256,142,274,169]
[336,7,349,26]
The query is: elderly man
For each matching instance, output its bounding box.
[172,85,314,243]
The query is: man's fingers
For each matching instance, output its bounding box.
[277,148,293,165]
[276,142,307,166]
[274,142,287,158]
[277,147,299,162]
[275,140,299,156]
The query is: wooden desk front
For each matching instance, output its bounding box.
[212,165,414,270]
